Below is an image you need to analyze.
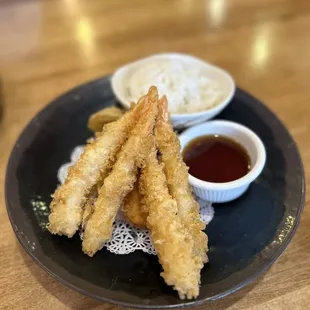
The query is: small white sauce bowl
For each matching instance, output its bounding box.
[111,53,236,129]
[179,120,266,203]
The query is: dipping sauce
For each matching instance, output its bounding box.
[183,135,251,183]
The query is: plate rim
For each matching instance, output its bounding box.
[5,76,306,308]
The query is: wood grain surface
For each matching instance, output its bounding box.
[0,0,309,309]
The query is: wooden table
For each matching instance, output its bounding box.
[0,0,309,309]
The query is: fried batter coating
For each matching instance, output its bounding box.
[140,138,200,300]
[82,87,158,256]
[81,180,103,230]
[48,102,143,237]
[155,96,208,263]
[88,106,124,132]
[122,175,147,228]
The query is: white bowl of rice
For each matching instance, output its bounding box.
[111,53,235,129]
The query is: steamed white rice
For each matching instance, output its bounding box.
[127,59,224,114]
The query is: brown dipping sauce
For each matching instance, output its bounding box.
[183,135,251,183]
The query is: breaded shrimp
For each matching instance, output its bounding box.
[122,175,147,228]
[140,138,200,300]
[82,87,158,256]
[48,102,143,237]
[155,96,208,263]
[82,100,148,230]
[81,180,103,230]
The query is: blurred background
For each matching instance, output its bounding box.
[0,1,309,309]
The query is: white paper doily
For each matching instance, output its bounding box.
[57,145,214,255]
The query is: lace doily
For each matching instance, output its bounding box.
[57,145,214,255]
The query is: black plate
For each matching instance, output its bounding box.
[5,77,305,308]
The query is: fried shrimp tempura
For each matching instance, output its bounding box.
[122,175,147,228]
[82,87,158,256]
[81,179,103,230]
[140,138,200,300]
[48,102,143,237]
[155,96,208,263]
